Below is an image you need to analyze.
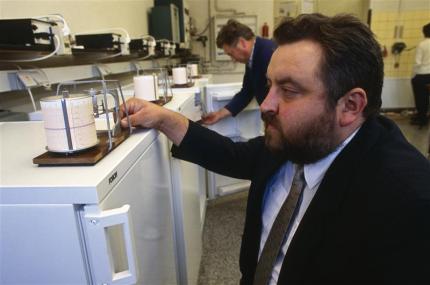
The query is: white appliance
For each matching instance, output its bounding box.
[381,77,415,109]
[166,76,212,228]
[0,122,175,285]
[0,92,204,285]
[203,82,263,199]
[161,79,211,285]
[166,93,206,285]
[120,90,207,285]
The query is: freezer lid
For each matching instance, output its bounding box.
[0,121,158,204]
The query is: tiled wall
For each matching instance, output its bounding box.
[371,9,430,78]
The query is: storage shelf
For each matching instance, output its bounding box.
[0,50,186,70]
[0,53,182,93]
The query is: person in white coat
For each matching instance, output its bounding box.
[410,22,430,127]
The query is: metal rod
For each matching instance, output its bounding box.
[116,81,132,135]
[61,98,73,151]
[101,80,113,151]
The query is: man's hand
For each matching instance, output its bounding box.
[201,108,232,125]
[120,98,189,146]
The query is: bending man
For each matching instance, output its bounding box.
[202,19,276,125]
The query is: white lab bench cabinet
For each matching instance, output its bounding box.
[167,93,206,285]
[203,82,262,199]
[163,76,212,285]
[0,92,205,285]
[0,122,176,285]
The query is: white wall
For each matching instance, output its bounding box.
[0,0,154,38]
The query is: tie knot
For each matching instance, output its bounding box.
[295,165,305,182]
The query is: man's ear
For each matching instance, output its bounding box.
[238,37,247,48]
[336,88,368,127]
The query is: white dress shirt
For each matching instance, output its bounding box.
[248,38,256,68]
[259,129,359,285]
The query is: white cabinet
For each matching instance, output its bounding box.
[1,204,90,284]
[0,122,177,285]
[98,133,177,285]
[169,157,206,285]
[168,92,206,285]
[0,91,206,285]
[204,82,262,139]
[203,82,262,199]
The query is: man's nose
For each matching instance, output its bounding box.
[260,86,278,114]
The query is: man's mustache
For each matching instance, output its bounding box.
[261,111,277,125]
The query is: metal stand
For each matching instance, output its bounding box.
[56,79,132,152]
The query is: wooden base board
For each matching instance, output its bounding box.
[171,82,194,88]
[33,129,130,166]
[151,96,172,106]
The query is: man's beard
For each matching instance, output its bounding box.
[262,109,340,164]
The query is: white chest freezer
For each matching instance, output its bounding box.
[166,92,206,285]
[0,121,176,285]
[0,92,205,285]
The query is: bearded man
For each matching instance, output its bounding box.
[120,14,430,285]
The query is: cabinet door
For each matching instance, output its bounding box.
[0,204,89,284]
[99,133,178,285]
[170,156,205,285]
[204,82,257,198]
[204,82,242,137]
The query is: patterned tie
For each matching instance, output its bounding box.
[253,165,306,285]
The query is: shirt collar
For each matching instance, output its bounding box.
[302,127,360,190]
[248,38,257,68]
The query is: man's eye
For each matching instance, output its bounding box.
[281,88,299,97]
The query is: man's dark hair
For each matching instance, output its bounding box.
[423,23,430,38]
[274,14,383,117]
[216,19,255,48]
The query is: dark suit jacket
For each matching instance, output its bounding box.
[225,37,276,116]
[172,115,430,284]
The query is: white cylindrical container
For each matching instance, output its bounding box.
[134,75,158,101]
[40,95,98,153]
[187,64,199,77]
[172,67,187,85]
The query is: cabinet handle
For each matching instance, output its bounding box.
[394,25,398,38]
[399,25,404,38]
[84,204,137,285]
